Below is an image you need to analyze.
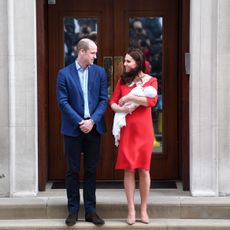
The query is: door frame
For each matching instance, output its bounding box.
[36,0,190,191]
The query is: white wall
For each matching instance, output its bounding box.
[0,0,230,197]
[0,0,37,197]
[190,0,230,196]
[190,0,218,196]
[0,0,10,196]
[217,0,230,196]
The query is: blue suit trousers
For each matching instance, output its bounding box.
[64,127,100,215]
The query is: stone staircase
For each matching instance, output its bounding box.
[1,186,230,229]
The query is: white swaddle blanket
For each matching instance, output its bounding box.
[112,85,157,146]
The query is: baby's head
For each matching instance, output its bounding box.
[143,86,157,97]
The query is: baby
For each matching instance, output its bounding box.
[112,85,157,146]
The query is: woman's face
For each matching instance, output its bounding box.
[124,54,137,73]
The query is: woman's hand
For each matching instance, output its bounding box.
[123,105,137,114]
[118,95,132,106]
[111,102,136,114]
[120,94,149,107]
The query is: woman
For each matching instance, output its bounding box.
[110,48,158,225]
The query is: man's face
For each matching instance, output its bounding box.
[82,43,97,65]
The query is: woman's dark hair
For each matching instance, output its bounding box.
[120,48,146,85]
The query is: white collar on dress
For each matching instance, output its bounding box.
[128,74,151,87]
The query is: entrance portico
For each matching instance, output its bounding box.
[0,0,230,197]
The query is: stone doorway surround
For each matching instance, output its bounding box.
[190,0,230,196]
[0,0,38,197]
[0,0,230,197]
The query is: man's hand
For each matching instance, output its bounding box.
[79,119,94,133]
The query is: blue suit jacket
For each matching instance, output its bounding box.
[56,62,108,136]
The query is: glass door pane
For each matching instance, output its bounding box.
[63,18,98,66]
[129,17,163,153]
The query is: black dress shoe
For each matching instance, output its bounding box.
[85,212,105,225]
[65,213,78,226]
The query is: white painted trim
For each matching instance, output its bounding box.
[7,0,16,197]
[33,0,38,196]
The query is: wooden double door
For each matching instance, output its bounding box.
[47,0,183,182]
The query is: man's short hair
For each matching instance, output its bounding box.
[76,38,94,53]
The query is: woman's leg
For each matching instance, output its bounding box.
[139,169,150,224]
[124,169,136,224]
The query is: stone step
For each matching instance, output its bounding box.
[1,219,230,230]
[1,195,230,220]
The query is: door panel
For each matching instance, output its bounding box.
[114,0,179,179]
[48,0,115,180]
[48,0,179,180]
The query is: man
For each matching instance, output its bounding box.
[56,38,108,226]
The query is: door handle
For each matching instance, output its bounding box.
[103,56,113,98]
[103,56,123,97]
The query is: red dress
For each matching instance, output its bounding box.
[110,77,158,170]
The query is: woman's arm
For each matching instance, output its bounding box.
[119,78,158,107]
[111,103,133,113]
[119,94,149,107]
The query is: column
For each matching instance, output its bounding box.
[217,0,230,196]
[8,0,38,197]
[190,0,218,196]
[0,0,10,197]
